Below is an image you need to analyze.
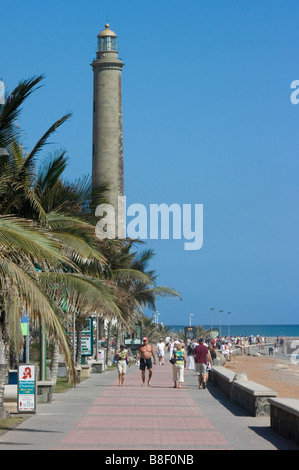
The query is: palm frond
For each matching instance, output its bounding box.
[24,113,71,168]
[0,255,76,379]
[0,75,44,147]
[111,268,154,286]
[5,288,23,354]
[0,215,71,268]
[38,272,125,320]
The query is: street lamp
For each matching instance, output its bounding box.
[210,307,215,334]
[219,310,224,337]
[189,313,194,326]
[153,311,160,324]
[227,312,231,338]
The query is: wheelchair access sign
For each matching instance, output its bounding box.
[18,364,37,413]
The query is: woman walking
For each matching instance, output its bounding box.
[116,344,129,386]
[171,343,186,389]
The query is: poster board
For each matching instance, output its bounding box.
[81,317,93,356]
[17,364,37,413]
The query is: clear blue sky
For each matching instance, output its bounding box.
[1,0,298,325]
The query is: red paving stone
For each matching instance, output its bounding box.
[61,429,229,448]
[56,361,233,450]
[78,415,215,429]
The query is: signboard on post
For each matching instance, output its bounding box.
[81,317,93,356]
[17,364,37,413]
[21,312,29,336]
[184,326,197,342]
[124,323,142,357]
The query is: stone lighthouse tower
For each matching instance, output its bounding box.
[91,24,124,230]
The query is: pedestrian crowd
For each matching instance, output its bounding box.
[114,336,216,390]
[114,332,285,388]
[110,331,285,388]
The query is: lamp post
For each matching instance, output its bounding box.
[219,310,224,337]
[210,307,215,335]
[189,313,194,326]
[227,312,231,338]
[153,311,160,324]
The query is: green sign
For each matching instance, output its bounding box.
[81,317,93,356]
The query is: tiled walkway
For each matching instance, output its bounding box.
[1,358,298,450]
[58,362,232,450]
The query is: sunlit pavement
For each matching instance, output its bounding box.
[0,356,298,450]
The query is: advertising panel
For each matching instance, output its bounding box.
[17,364,37,413]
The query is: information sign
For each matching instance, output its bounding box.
[81,317,93,356]
[17,364,37,413]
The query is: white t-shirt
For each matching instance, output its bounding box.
[157,342,165,356]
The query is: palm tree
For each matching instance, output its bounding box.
[0,76,109,411]
[195,325,209,339]
[0,216,76,417]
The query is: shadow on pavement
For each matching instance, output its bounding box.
[249,426,299,450]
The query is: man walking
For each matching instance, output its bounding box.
[194,338,212,389]
[136,337,156,386]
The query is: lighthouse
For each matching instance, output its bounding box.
[91,24,125,234]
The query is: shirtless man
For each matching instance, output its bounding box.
[135,337,156,386]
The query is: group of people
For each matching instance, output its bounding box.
[169,338,213,389]
[112,332,285,387]
[115,336,213,390]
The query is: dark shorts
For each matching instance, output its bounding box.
[140,358,152,370]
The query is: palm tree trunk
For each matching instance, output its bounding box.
[99,317,105,341]
[0,323,10,418]
[106,321,113,366]
[76,327,82,366]
[116,323,122,351]
[50,340,60,386]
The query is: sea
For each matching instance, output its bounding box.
[168,324,299,338]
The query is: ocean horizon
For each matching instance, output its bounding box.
[168,324,299,338]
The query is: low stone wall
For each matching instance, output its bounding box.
[37,381,54,403]
[269,398,299,446]
[4,384,17,402]
[211,366,277,416]
[231,379,277,417]
[4,384,17,413]
[210,365,235,398]
[92,362,104,373]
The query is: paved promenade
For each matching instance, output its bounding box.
[0,357,298,451]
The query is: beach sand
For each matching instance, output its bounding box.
[224,354,299,398]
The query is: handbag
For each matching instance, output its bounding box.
[169,357,176,365]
